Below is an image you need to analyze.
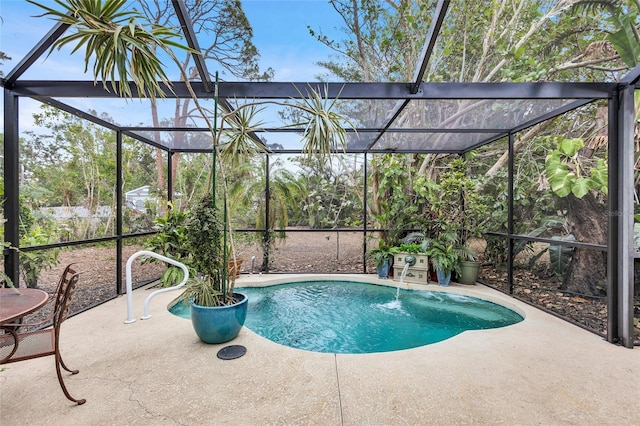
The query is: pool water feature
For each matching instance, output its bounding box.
[170,281,523,354]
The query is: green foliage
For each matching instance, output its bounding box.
[183,193,231,306]
[425,239,462,277]
[28,0,192,101]
[572,0,640,67]
[146,204,190,259]
[608,11,640,66]
[0,217,15,288]
[368,241,399,267]
[291,154,363,229]
[371,153,434,246]
[549,235,576,276]
[172,152,212,208]
[144,203,191,287]
[19,228,60,288]
[545,137,608,199]
[395,243,424,254]
[485,235,508,266]
[1,177,35,240]
[157,265,189,290]
[21,105,150,240]
[426,157,487,252]
[2,178,61,288]
[225,156,299,271]
[310,1,431,81]
[476,132,569,241]
[25,0,354,291]
[369,154,489,263]
[219,104,270,168]
[292,85,353,162]
[315,0,617,85]
[178,275,224,308]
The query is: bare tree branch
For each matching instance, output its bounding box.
[547,54,621,75]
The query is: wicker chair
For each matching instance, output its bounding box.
[0,265,85,405]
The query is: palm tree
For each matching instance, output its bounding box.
[571,0,640,67]
[227,157,302,271]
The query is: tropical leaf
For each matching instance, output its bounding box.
[590,159,608,194]
[290,84,354,163]
[558,138,584,157]
[544,151,563,176]
[606,13,640,67]
[549,169,576,197]
[27,0,195,100]
[545,151,575,196]
[549,235,575,276]
[219,104,270,168]
[571,177,591,198]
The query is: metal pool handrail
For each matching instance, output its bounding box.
[125,250,189,324]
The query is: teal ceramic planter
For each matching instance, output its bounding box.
[190,293,248,344]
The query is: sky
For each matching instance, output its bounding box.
[0,0,344,81]
[0,0,346,133]
[243,0,344,81]
[0,0,350,135]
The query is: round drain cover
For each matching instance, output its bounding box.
[217,345,247,360]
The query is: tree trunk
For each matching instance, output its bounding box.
[561,192,607,296]
[151,100,165,193]
[635,260,640,297]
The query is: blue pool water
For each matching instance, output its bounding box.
[169,281,523,354]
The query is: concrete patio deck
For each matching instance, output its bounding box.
[1,274,639,425]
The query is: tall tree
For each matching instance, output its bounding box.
[312,0,637,295]
[226,156,301,271]
[137,0,273,195]
[539,0,639,295]
[21,105,158,238]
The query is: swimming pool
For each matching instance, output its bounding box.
[169,280,523,354]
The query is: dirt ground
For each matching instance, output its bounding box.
[14,230,640,343]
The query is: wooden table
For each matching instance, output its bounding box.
[0,288,49,325]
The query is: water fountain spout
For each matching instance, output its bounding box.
[382,255,418,310]
[395,255,416,301]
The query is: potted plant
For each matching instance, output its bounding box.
[425,239,462,287]
[428,157,487,285]
[368,242,398,278]
[458,251,481,285]
[457,163,486,285]
[172,193,247,343]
